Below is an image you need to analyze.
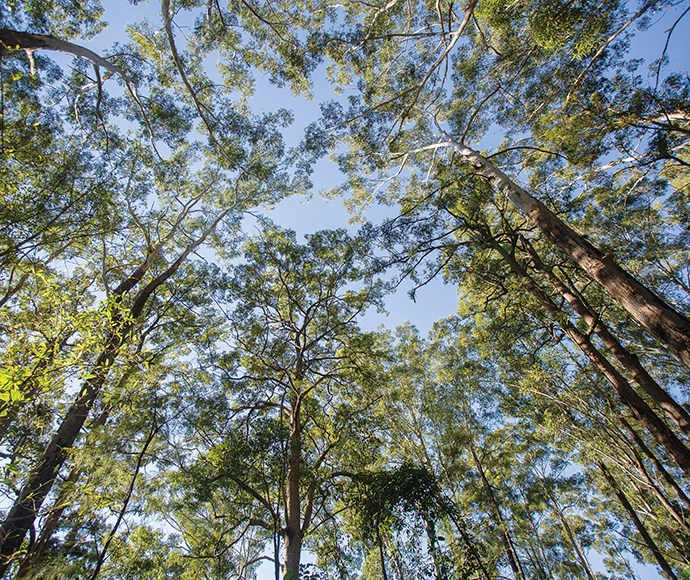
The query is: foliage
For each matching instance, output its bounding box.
[1,0,690,578]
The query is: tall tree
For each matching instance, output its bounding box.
[152,226,386,579]
[298,0,690,367]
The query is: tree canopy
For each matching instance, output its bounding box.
[1,0,690,578]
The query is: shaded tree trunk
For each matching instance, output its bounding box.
[600,461,678,580]
[618,422,690,538]
[489,238,690,476]
[14,410,110,578]
[0,332,124,576]
[520,235,690,434]
[0,216,224,576]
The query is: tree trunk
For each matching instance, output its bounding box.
[444,510,493,580]
[549,497,596,580]
[621,418,690,511]
[284,397,302,580]
[618,424,690,537]
[14,410,110,578]
[600,461,679,580]
[445,135,690,368]
[490,240,690,476]
[0,218,221,576]
[422,510,445,580]
[0,333,123,576]
[520,235,690,434]
[0,28,130,81]
[469,445,526,580]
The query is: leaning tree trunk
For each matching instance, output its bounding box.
[615,420,690,538]
[443,134,690,369]
[621,417,690,511]
[519,235,690,434]
[0,216,224,576]
[14,408,111,578]
[0,331,124,575]
[489,239,690,476]
[599,461,679,580]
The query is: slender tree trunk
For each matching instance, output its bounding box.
[444,510,493,580]
[90,413,158,580]
[444,135,690,368]
[619,425,690,536]
[600,461,679,580]
[523,512,553,579]
[422,510,445,580]
[14,474,75,578]
[284,396,302,580]
[520,235,690,434]
[375,509,390,580]
[549,498,596,580]
[621,418,690,511]
[469,445,526,580]
[490,239,690,475]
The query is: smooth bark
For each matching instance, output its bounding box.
[442,134,690,369]
[0,28,129,80]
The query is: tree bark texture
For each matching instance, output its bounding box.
[0,28,129,80]
[445,135,690,369]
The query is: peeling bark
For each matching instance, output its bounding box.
[443,134,690,369]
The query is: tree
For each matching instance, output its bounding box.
[2,0,690,577]
[150,226,386,579]
[297,0,690,368]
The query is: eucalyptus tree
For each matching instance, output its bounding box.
[365,319,626,580]
[462,296,690,579]
[151,226,386,579]
[292,0,690,369]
